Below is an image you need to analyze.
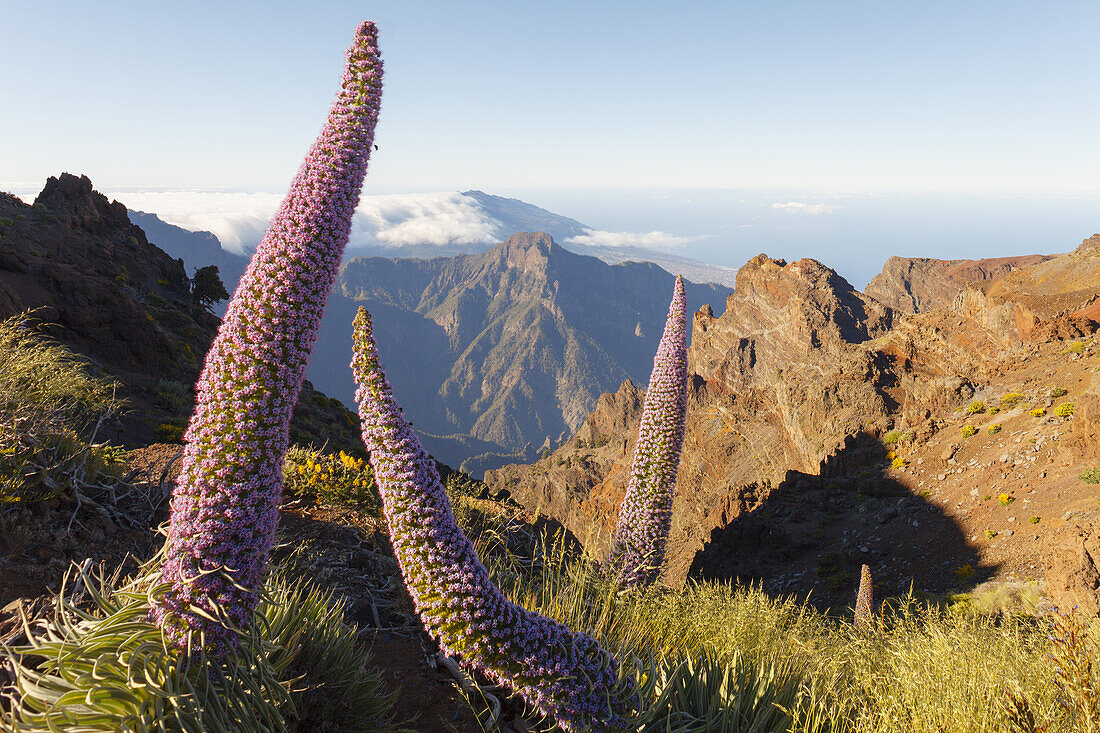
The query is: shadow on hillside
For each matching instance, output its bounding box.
[687,431,999,612]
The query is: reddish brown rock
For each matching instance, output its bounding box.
[865,254,1053,315]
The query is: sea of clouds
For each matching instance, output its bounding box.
[6,187,700,256]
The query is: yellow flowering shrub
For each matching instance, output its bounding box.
[283,445,379,511]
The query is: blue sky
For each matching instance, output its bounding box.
[2,1,1098,285]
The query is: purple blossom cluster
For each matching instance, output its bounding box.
[351,308,633,732]
[854,564,874,630]
[606,276,687,587]
[152,22,383,652]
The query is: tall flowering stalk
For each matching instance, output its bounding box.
[152,22,383,652]
[351,308,632,732]
[854,564,874,630]
[606,276,687,587]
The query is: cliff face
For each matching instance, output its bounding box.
[865,254,1053,314]
[307,232,731,475]
[487,242,1100,611]
[0,174,361,450]
[488,254,902,586]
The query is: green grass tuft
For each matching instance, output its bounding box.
[0,311,126,504]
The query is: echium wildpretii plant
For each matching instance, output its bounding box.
[854,563,874,630]
[152,22,383,653]
[351,308,634,732]
[606,276,687,587]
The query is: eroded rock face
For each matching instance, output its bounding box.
[1,173,195,374]
[865,254,1053,315]
[488,254,899,587]
[488,243,1100,613]
[965,238,1100,341]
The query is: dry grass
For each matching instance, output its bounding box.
[480,530,1086,732]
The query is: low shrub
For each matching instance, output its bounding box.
[987,424,1002,435]
[900,429,917,443]
[153,379,190,410]
[882,430,901,445]
[1080,467,1100,485]
[283,445,379,511]
[998,493,1015,506]
[1050,387,1068,398]
[153,423,185,443]
[1054,402,1074,418]
[967,401,986,415]
[961,425,978,438]
[1029,408,1046,418]
[988,406,1000,415]
[1000,393,1024,407]
[489,536,1074,733]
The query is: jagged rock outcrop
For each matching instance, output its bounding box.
[489,241,1100,611]
[488,254,900,587]
[0,174,195,375]
[865,254,1052,314]
[0,174,362,449]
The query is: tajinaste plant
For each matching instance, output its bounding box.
[606,276,687,587]
[854,564,874,630]
[351,308,633,732]
[152,22,383,652]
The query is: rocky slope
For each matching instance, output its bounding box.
[487,239,1100,612]
[865,254,1052,314]
[0,174,362,450]
[307,233,730,475]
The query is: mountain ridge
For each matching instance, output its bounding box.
[310,232,731,474]
[486,240,1100,613]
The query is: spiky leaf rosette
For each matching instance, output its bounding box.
[152,22,383,653]
[606,276,687,587]
[854,564,874,631]
[351,308,633,732]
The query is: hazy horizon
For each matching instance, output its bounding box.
[5,181,1096,289]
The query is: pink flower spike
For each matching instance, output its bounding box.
[351,308,633,732]
[152,21,383,654]
[606,275,688,588]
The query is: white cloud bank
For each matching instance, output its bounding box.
[351,192,504,249]
[105,190,283,253]
[565,229,697,251]
[771,202,839,215]
[14,185,704,257]
[103,190,507,254]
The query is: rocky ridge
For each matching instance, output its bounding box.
[0,174,362,450]
[487,238,1100,611]
[865,254,1053,314]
